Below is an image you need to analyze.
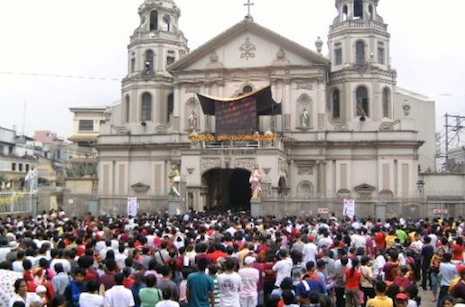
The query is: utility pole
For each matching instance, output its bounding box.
[443,113,465,171]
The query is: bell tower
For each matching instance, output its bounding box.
[327,0,396,126]
[122,0,189,130]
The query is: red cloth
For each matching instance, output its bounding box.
[208,250,228,263]
[345,269,361,289]
[374,232,386,249]
[453,243,464,261]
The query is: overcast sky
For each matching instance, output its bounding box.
[0,0,464,138]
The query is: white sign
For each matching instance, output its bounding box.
[343,199,355,219]
[318,208,330,215]
[433,208,448,215]
[127,197,139,217]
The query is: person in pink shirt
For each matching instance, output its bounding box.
[239,256,260,307]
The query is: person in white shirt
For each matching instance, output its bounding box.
[217,258,242,307]
[155,288,180,307]
[8,279,35,307]
[302,237,318,266]
[272,249,293,288]
[103,273,135,307]
[0,237,12,262]
[80,280,104,307]
[238,257,260,307]
[114,245,127,270]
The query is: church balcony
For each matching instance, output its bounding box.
[193,137,285,153]
[329,20,387,36]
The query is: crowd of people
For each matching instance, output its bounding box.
[1,209,465,307]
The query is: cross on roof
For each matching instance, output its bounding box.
[244,0,254,18]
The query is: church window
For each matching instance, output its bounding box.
[355,40,366,65]
[356,86,369,117]
[334,44,343,65]
[125,95,130,123]
[383,87,391,118]
[333,89,341,119]
[162,15,171,32]
[378,42,385,65]
[166,56,176,66]
[141,92,152,122]
[130,53,136,73]
[354,0,363,19]
[167,92,174,123]
[149,11,158,31]
[243,85,253,94]
[342,5,348,21]
[144,49,154,73]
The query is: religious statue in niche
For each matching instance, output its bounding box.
[300,108,311,128]
[168,165,181,197]
[249,166,263,200]
[188,110,199,131]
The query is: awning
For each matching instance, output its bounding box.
[197,86,282,116]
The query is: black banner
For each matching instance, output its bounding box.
[215,97,257,135]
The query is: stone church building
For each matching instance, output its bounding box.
[96,0,436,218]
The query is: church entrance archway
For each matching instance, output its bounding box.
[202,168,252,212]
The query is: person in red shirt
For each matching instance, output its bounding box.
[452,237,464,261]
[374,228,386,252]
[207,243,228,263]
[345,258,362,307]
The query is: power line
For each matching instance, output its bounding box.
[0,71,121,82]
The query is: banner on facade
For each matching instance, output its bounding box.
[343,199,355,219]
[318,208,330,215]
[127,197,139,217]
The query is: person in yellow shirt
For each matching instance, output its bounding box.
[367,281,394,307]
[385,230,397,249]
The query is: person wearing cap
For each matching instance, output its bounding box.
[395,293,409,307]
[366,281,393,307]
[238,256,259,307]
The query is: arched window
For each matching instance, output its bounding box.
[342,5,348,21]
[383,87,391,118]
[333,89,341,119]
[125,95,130,123]
[355,40,366,65]
[149,11,158,31]
[141,92,152,122]
[162,15,171,32]
[130,53,136,73]
[167,92,174,123]
[354,0,363,19]
[144,50,154,73]
[356,86,369,117]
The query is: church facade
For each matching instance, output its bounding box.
[96,0,436,218]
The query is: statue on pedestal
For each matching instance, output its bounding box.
[300,108,311,128]
[168,165,181,197]
[188,110,199,131]
[249,166,263,200]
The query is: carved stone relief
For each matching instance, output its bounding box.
[240,37,256,60]
[185,85,201,94]
[296,82,314,90]
[200,158,221,174]
[234,159,256,172]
